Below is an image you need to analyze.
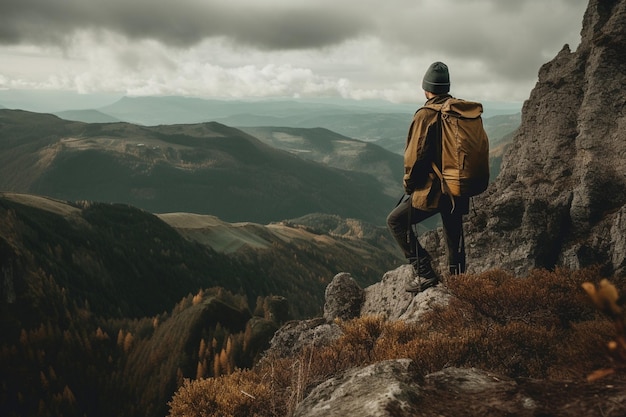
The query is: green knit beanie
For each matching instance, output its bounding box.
[422,61,450,94]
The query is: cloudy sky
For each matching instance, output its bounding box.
[0,0,588,106]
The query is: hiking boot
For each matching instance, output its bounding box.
[405,255,439,293]
[408,255,437,279]
[404,275,439,293]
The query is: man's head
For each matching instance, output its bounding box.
[422,61,450,95]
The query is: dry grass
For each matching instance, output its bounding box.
[168,267,621,417]
[167,370,276,417]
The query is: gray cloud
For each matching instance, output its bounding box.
[376,0,587,83]
[0,0,587,60]
[0,0,589,102]
[229,9,370,50]
[0,0,371,49]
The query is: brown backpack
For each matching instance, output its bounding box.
[421,98,490,199]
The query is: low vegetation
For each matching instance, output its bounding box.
[168,267,621,417]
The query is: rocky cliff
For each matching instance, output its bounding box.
[425,0,626,277]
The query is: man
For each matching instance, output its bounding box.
[387,61,469,293]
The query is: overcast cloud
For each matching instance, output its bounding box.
[0,0,588,104]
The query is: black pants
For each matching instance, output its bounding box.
[386,195,466,273]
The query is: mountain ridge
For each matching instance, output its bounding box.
[0,109,397,224]
[39,96,521,159]
[0,190,400,319]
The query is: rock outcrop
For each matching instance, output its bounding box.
[425,0,626,278]
[265,268,450,359]
[361,265,451,322]
[266,270,455,416]
[293,363,536,417]
[293,359,421,417]
[293,363,626,417]
[275,266,626,417]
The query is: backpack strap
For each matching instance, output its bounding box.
[431,162,456,213]
[431,108,456,213]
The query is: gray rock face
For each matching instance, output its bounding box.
[293,359,421,417]
[264,317,342,359]
[361,265,451,322]
[293,363,544,417]
[425,0,626,278]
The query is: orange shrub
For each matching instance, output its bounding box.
[168,370,276,417]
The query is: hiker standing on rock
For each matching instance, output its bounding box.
[387,61,489,293]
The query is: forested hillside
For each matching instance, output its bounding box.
[0,193,400,417]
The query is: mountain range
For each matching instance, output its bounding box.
[0,99,458,416]
[0,109,401,225]
[0,91,521,156]
[53,95,520,155]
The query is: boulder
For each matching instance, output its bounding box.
[293,359,420,417]
[264,318,342,359]
[294,362,626,417]
[293,362,536,417]
[323,272,364,321]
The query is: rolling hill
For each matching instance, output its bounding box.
[46,95,520,159]
[0,191,400,319]
[54,109,122,123]
[239,126,402,196]
[0,109,397,225]
[0,191,401,417]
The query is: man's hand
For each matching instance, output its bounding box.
[403,178,414,195]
